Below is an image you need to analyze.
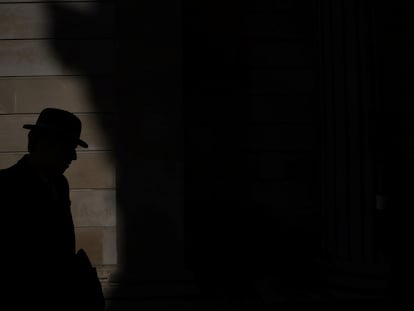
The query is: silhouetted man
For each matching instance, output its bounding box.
[0,108,104,310]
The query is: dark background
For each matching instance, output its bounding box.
[45,0,412,307]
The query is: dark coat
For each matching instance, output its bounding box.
[0,155,77,308]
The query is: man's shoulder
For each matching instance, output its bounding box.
[0,164,22,194]
[0,156,32,185]
[0,163,19,180]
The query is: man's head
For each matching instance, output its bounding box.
[24,108,88,176]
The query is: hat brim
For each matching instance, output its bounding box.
[23,124,88,148]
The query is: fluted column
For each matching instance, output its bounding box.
[318,0,388,299]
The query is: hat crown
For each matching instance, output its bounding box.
[36,108,82,137]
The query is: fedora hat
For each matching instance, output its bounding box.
[23,108,88,148]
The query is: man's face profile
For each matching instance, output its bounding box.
[31,131,78,176]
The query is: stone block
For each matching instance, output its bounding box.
[0,39,113,77]
[0,77,114,114]
[65,151,116,189]
[71,189,116,227]
[0,2,114,40]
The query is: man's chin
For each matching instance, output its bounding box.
[61,165,69,174]
[52,165,69,176]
